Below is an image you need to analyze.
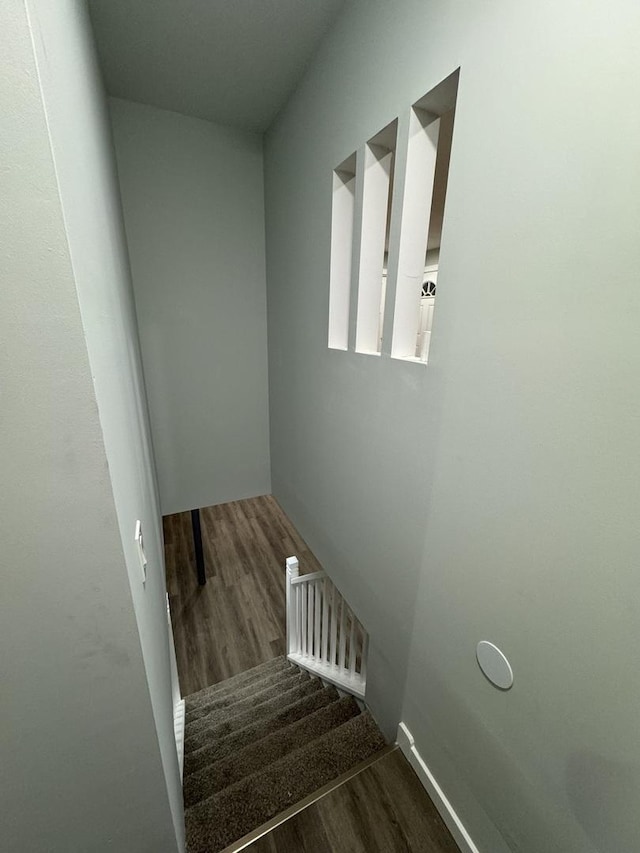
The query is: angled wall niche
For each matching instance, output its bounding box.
[328,154,357,350]
[355,120,397,355]
[391,71,458,363]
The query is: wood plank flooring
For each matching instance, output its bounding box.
[244,748,461,853]
[164,495,324,696]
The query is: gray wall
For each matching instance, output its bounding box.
[110,99,271,515]
[0,2,181,851]
[264,1,640,851]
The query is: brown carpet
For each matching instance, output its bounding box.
[183,656,386,853]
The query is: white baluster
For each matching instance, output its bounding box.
[308,583,314,658]
[297,584,302,655]
[349,609,357,679]
[314,580,321,662]
[321,577,329,664]
[293,584,300,654]
[360,628,368,681]
[301,580,307,657]
[338,597,346,672]
[329,583,337,669]
[285,557,299,656]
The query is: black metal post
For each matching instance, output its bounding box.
[191,508,206,586]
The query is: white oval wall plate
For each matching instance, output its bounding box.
[476,641,513,690]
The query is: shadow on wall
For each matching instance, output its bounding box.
[566,751,640,853]
[402,654,614,853]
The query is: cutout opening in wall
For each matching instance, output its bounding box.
[355,120,397,355]
[391,70,458,363]
[328,153,357,350]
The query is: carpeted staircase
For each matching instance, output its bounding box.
[183,656,386,852]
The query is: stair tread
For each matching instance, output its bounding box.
[185,711,386,853]
[184,695,360,808]
[183,677,322,754]
[185,671,310,738]
[184,684,340,777]
[186,656,292,710]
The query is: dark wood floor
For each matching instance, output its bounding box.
[244,748,460,853]
[164,495,323,696]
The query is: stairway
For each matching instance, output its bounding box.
[183,656,386,852]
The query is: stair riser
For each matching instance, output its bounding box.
[187,658,293,710]
[184,685,340,776]
[184,679,323,753]
[186,665,301,721]
[186,673,311,739]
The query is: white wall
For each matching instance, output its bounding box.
[264,1,640,851]
[0,2,181,851]
[110,99,271,515]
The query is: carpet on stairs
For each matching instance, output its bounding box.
[182,655,386,853]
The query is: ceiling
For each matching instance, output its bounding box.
[88,0,346,132]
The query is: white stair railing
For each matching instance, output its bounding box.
[285,556,368,700]
[166,596,185,779]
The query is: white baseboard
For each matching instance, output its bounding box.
[396,722,480,853]
[174,698,186,780]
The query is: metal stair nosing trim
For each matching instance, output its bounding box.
[217,745,398,853]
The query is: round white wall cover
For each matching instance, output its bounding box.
[476,641,514,690]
